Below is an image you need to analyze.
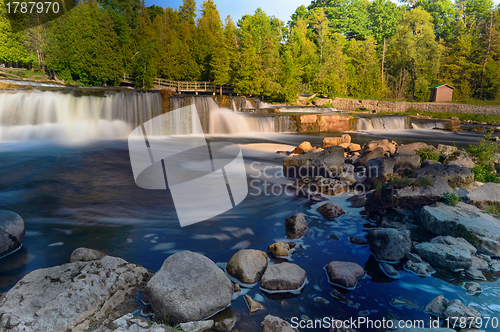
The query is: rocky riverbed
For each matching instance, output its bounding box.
[1,134,500,332]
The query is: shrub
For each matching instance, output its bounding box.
[472,164,500,183]
[467,132,500,182]
[443,192,462,206]
[414,176,434,187]
[416,147,440,163]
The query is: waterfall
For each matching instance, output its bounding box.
[411,121,446,130]
[208,109,293,134]
[356,116,410,131]
[0,89,162,140]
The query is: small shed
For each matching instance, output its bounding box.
[429,84,455,102]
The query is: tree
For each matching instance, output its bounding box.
[211,16,237,93]
[0,0,34,65]
[196,0,223,80]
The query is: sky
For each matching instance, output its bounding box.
[145,0,500,24]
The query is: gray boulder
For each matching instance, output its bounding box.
[356,147,385,167]
[463,281,482,294]
[467,182,500,210]
[317,202,346,220]
[367,228,412,262]
[420,202,500,256]
[226,249,268,285]
[179,320,214,332]
[421,159,441,167]
[444,150,476,169]
[325,261,365,290]
[424,295,449,317]
[404,260,435,276]
[415,163,474,188]
[283,146,344,178]
[394,153,421,169]
[366,157,396,182]
[437,144,458,157]
[69,247,106,263]
[145,251,233,324]
[425,296,482,321]
[261,315,298,332]
[380,262,400,279]
[0,210,25,257]
[0,255,151,331]
[413,241,472,270]
[260,263,307,293]
[397,142,433,154]
[285,213,308,239]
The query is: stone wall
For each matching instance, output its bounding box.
[332,98,500,116]
[293,113,355,132]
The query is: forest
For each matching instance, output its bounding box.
[1,0,500,103]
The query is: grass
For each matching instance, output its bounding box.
[386,175,434,189]
[466,132,500,182]
[414,176,434,187]
[483,205,500,218]
[416,148,440,163]
[443,192,463,206]
[3,68,47,80]
[378,108,500,123]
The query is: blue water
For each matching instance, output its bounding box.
[0,135,499,331]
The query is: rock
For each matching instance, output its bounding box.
[325,261,365,290]
[413,241,472,270]
[430,236,477,254]
[419,202,500,256]
[463,281,482,294]
[356,147,385,167]
[69,247,106,263]
[415,163,474,188]
[179,320,214,332]
[244,294,264,313]
[295,176,347,196]
[424,295,449,317]
[444,150,476,169]
[283,146,345,178]
[394,153,421,169]
[261,315,298,332]
[214,313,237,332]
[291,141,314,155]
[444,299,481,320]
[322,134,351,148]
[365,176,452,213]
[464,181,484,192]
[226,249,268,285]
[268,242,291,258]
[363,139,397,154]
[349,237,367,245]
[0,255,151,331]
[0,210,25,257]
[347,143,361,152]
[421,159,441,167]
[465,267,486,280]
[437,144,458,157]
[285,213,308,239]
[397,142,433,154]
[380,262,400,279]
[404,260,435,276]
[367,228,411,262]
[260,263,307,293]
[329,233,340,240]
[366,157,396,182]
[145,251,233,324]
[445,117,461,131]
[346,193,367,208]
[467,182,500,210]
[317,202,346,220]
[405,252,423,263]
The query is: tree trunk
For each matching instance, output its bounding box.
[381,38,386,85]
[480,11,494,100]
[410,61,416,100]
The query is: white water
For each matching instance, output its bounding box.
[411,121,446,130]
[0,89,161,140]
[209,108,294,134]
[356,116,410,131]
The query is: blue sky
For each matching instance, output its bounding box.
[145,0,500,23]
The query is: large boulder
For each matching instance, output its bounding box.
[367,228,411,262]
[291,141,315,155]
[413,241,472,270]
[285,213,308,239]
[420,202,500,256]
[261,315,298,332]
[444,150,476,169]
[467,182,500,210]
[260,263,307,293]
[226,249,268,285]
[366,157,396,183]
[325,261,365,290]
[415,163,474,188]
[424,296,481,321]
[397,142,433,154]
[145,251,233,324]
[445,116,461,131]
[69,247,106,263]
[356,147,385,167]
[0,211,25,257]
[365,176,452,213]
[363,139,397,154]
[317,202,346,220]
[283,146,345,178]
[0,254,151,331]
[394,153,421,169]
[322,134,351,148]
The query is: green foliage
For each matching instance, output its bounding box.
[443,191,463,206]
[466,132,500,182]
[414,176,434,187]
[416,147,440,162]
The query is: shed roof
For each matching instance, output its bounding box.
[429,84,455,90]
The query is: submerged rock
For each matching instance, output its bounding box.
[285,213,308,239]
[380,262,400,278]
[0,210,25,257]
[419,202,500,256]
[325,261,365,290]
[226,249,268,285]
[0,254,151,331]
[145,251,233,324]
[260,263,307,293]
[261,315,298,332]
[317,202,346,220]
[367,228,411,263]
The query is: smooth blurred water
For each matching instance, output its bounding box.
[0,136,499,331]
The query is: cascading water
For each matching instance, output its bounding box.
[356,116,411,131]
[208,108,294,134]
[411,121,446,130]
[0,89,162,140]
